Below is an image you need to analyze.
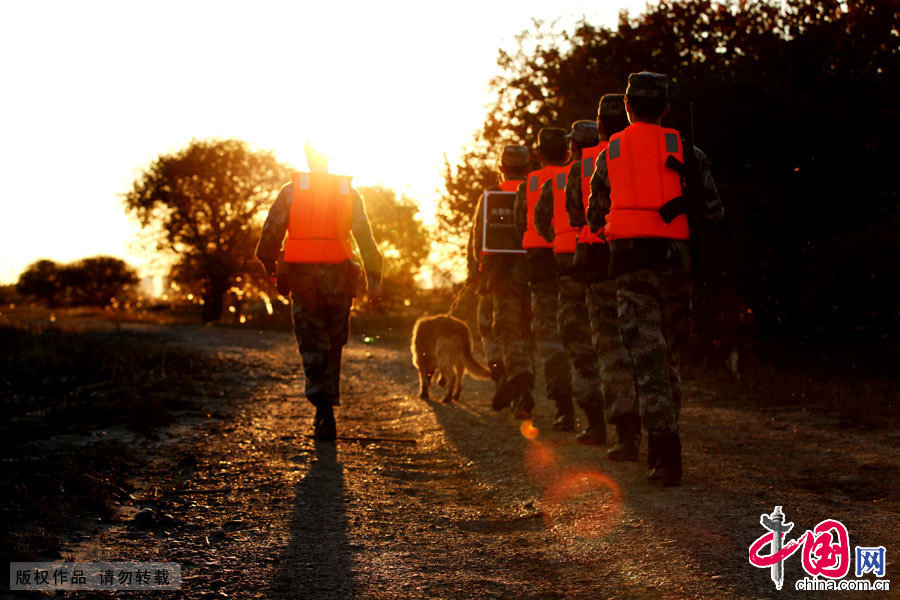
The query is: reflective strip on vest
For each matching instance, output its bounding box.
[522,167,554,249]
[283,171,354,263]
[605,123,690,241]
[578,142,607,245]
[551,163,577,254]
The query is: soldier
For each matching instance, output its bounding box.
[532,120,606,440]
[566,96,642,458]
[256,144,383,442]
[468,145,535,414]
[587,72,723,485]
[510,128,575,427]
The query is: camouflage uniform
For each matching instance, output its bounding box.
[476,294,503,375]
[532,123,604,421]
[587,73,724,437]
[467,146,534,394]
[256,182,382,409]
[564,108,639,428]
[513,128,574,418]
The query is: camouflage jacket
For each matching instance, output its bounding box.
[565,159,587,230]
[256,182,383,294]
[586,142,723,273]
[533,179,555,244]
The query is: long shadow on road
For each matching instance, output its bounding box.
[271,442,355,599]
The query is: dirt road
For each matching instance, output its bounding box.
[67,323,898,599]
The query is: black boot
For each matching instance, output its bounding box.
[647,431,682,486]
[607,414,640,461]
[552,396,575,431]
[313,404,337,442]
[512,389,534,420]
[492,371,533,411]
[576,404,607,445]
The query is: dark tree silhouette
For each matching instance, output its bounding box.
[16,256,138,307]
[62,256,138,307]
[123,139,289,321]
[440,0,900,348]
[16,260,63,307]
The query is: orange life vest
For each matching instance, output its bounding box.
[283,171,354,264]
[522,167,554,249]
[481,178,522,258]
[499,179,521,193]
[551,163,577,254]
[578,142,607,245]
[605,123,690,241]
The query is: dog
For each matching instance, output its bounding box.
[410,314,492,402]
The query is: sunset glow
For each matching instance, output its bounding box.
[0,0,647,284]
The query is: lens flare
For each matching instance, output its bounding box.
[542,469,624,540]
[523,438,558,487]
[520,419,539,440]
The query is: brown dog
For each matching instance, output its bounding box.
[410,315,492,402]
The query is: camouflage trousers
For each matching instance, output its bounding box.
[477,294,504,372]
[616,269,692,433]
[587,279,638,424]
[486,278,533,383]
[289,283,353,408]
[557,275,604,412]
[529,278,573,406]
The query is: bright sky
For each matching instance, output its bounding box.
[0,0,648,284]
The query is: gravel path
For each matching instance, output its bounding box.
[68,324,899,599]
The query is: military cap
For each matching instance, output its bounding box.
[537,127,568,155]
[598,93,626,118]
[500,144,529,169]
[566,120,599,147]
[625,72,668,100]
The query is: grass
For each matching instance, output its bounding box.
[0,321,234,566]
[686,341,899,430]
[0,321,222,437]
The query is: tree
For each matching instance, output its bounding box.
[357,186,431,292]
[441,0,900,346]
[61,256,138,307]
[16,260,63,306]
[123,139,289,321]
[15,256,138,307]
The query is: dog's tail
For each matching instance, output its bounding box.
[461,344,492,380]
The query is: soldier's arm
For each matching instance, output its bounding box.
[513,180,528,238]
[255,182,292,274]
[587,150,611,238]
[694,146,724,226]
[466,195,483,280]
[350,188,384,286]
[534,179,555,243]
[566,161,586,229]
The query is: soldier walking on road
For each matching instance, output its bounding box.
[532,120,606,439]
[587,73,723,485]
[511,128,575,427]
[256,144,383,442]
[468,145,535,413]
[565,95,642,458]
